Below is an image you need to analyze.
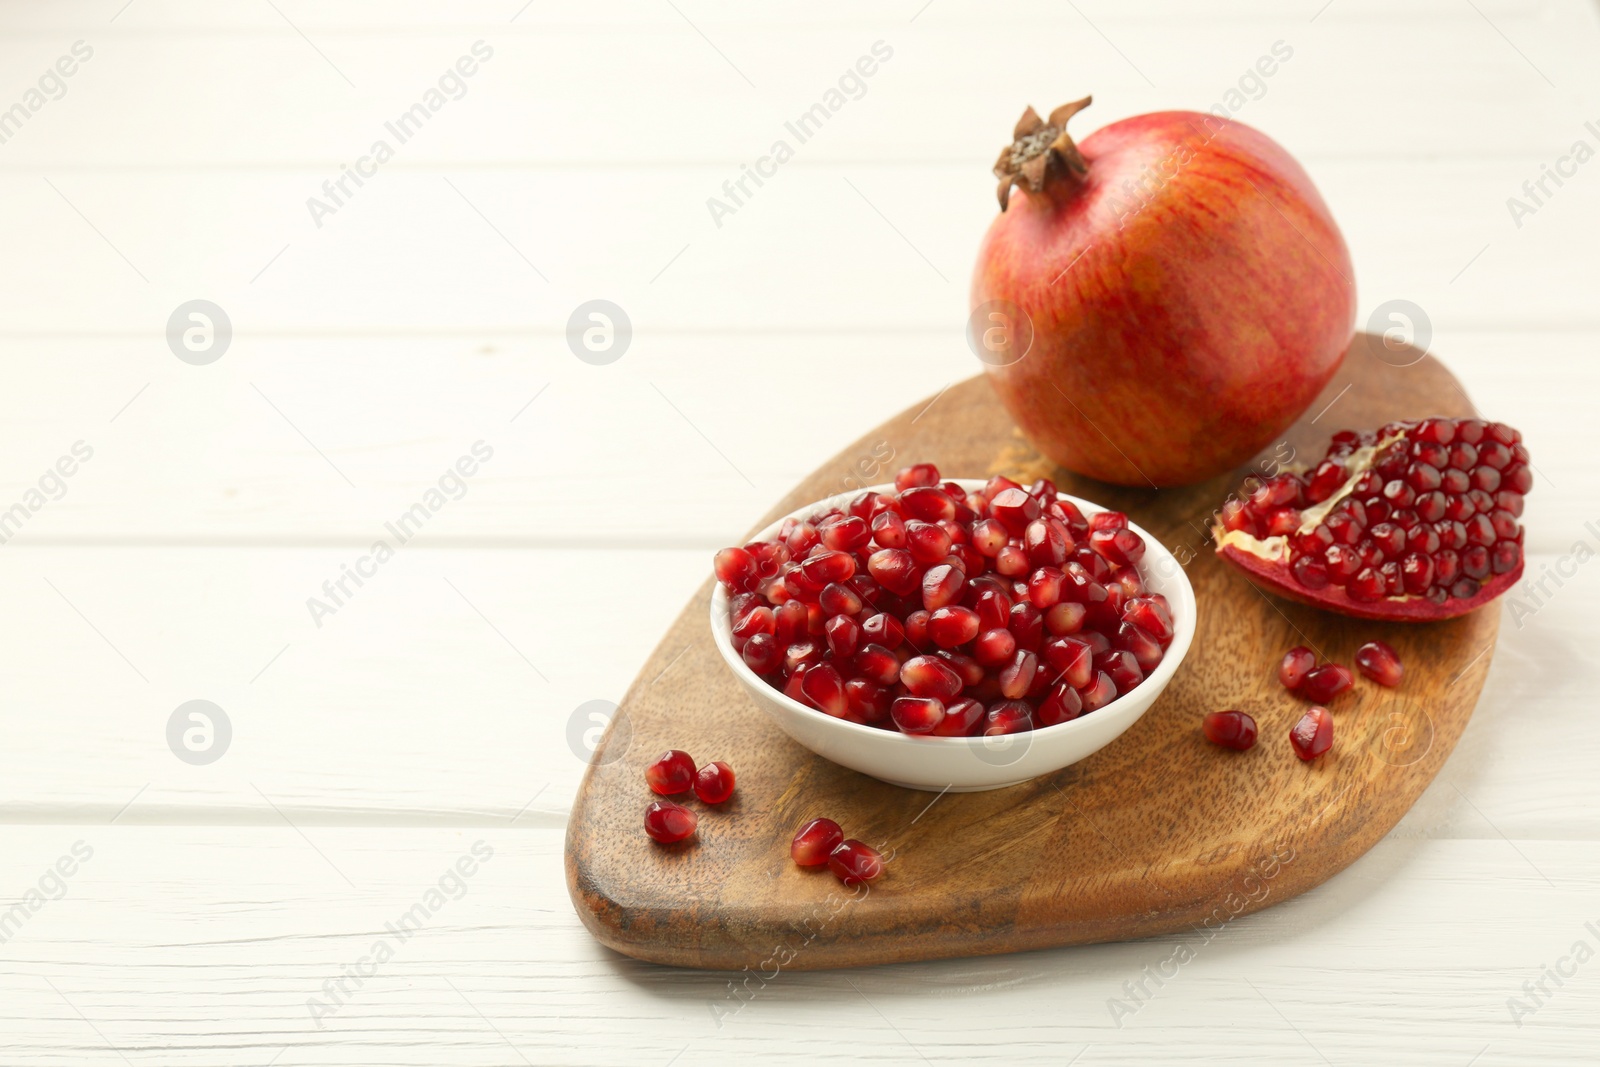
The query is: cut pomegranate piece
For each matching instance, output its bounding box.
[828,839,884,886]
[693,761,736,804]
[1202,710,1258,751]
[644,800,698,843]
[1354,639,1403,687]
[1213,418,1528,620]
[644,750,696,795]
[1289,706,1333,761]
[791,817,844,865]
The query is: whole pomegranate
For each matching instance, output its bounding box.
[971,98,1356,487]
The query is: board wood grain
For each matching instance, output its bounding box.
[566,333,1500,970]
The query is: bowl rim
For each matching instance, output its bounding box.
[709,479,1197,749]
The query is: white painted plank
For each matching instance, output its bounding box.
[0,546,1591,839]
[0,826,1595,1064]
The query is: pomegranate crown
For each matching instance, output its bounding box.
[992,97,1092,211]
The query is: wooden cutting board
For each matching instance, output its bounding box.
[565,333,1499,971]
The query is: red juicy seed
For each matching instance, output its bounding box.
[989,488,1041,535]
[983,700,1034,735]
[1027,566,1065,609]
[714,546,761,591]
[1089,527,1146,567]
[922,564,965,611]
[825,615,861,658]
[1305,459,1347,503]
[1045,601,1087,635]
[1279,646,1315,690]
[801,551,856,586]
[1037,683,1084,726]
[974,627,1018,666]
[867,548,920,596]
[786,522,820,555]
[993,545,1029,577]
[817,583,863,618]
[1028,477,1059,502]
[904,609,931,648]
[1043,636,1093,689]
[859,612,904,651]
[1079,671,1117,711]
[1115,621,1163,671]
[1325,511,1362,546]
[906,520,954,564]
[871,510,908,549]
[901,486,957,522]
[800,663,848,717]
[900,655,962,700]
[854,643,902,686]
[895,463,941,491]
[1220,498,1258,537]
[791,818,844,865]
[997,649,1039,699]
[1434,549,1461,586]
[1461,544,1491,580]
[1008,601,1044,651]
[730,606,775,650]
[1122,596,1173,643]
[1292,555,1331,589]
[1347,567,1386,602]
[930,697,985,736]
[828,840,884,886]
[821,516,871,553]
[971,518,1010,557]
[927,606,980,648]
[742,632,782,674]
[1202,710,1258,751]
[1370,523,1405,557]
[644,801,698,844]
[1090,511,1128,531]
[974,588,1014,630]
[891,695,945,734]
[774,600,809,645]
[693,761,736,804]
[844,678,891,723]
[1492,541,1521,574]
[1400,551,1435,594]
[645,750,697,795]
[985,474,1022,500]
[1095,648,1143,693]
[1024,518,1072,567]
[1289,706,1334,761]
[783,664,809,702]
[1354,640,1403,687]
[1300,663,1353,703]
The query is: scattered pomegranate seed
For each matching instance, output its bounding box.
[715,466,1168,738]
[1202,710,1258,751]
[644,800,698,843]
[1289,706,1334,761]
[827,839,884,886]
[1299,663,1353,703]
[645,750,697,795]
[791,817,844,865]
[1354,639,1403,687]
[1279,646,1315,691]
[693,761,736,804]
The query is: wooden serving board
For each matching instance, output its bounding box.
[566,333,1499,970]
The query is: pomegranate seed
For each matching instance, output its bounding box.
[859,612,904,650]
[900,655,962,700]
[1202,710,1258,751]
[1299,663,1353,703]
[930,697,985,736]
[1008,601,1044,651]
[828,839,884,886]
[1115,621,1163,671]
[800,663,848,717]
[906,520,954,565]
[891,695,945,734]
[1037,683,1084,726]
[844,678,891,723]
[714,546,761,591]
[1289,706,1334,761]
[871,510,908,549]
[1121,596,1173,643]
[1089,527,1146,567]
[1079,671,1117,711]
[801,551,856,587]
[973,588,1013,630]
[785,641,822,675]
[1045,601,1087,635]
[825,615,861,658]
[1279,646,1315,690]
[821,515,870,552]
[997,649,1039,699]
[1043,636,1093,689]
[774,600,808,645]
[901,486,956,522]
[742,632,782,674]
[644,800,698,843]
[990,488,1041,535]
[867,548,920,596]
[693,761,736,804]
[791,817,844,865]
[921,564,965,611]
[1095,648,1143,693]
[927,605,980,648]
[1024,518,1071,567]
[1354,640,1403,687]
[993,544,1030,577]
[645,750,697,795]
[895,463,941,491]
[971,518,1010,557]
[973,627,1018,667]
[904,609,931,648]
[1027,566,1065,609]
[983,699,1033,735]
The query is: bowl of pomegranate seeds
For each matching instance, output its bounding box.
[710,465,1196,791]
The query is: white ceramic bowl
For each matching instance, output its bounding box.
[710,480,1197,791]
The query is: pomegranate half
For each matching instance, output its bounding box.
[1213,417,1530,621]
[971,98,1356,486]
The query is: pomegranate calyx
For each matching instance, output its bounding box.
[993,97,1093,210]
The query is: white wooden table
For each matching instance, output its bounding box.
[0,1,1596,1062]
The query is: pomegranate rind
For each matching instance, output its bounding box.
[1217,539,1521,622]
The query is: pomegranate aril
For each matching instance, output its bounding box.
[1045,600,1087,636]
[971,519,1010,557]
[828,840,884,886]
[1400,551,1435,594]
[891,695,945,734]
[1089,527,1145,567]
[730,606,775,651]
[1095,648,1143,693]
[1461,544,1491,581]
[1008,601,1044,652]
[645,750,697,795]
[973,627,1018,667]
[935,650,985,688]
[791,817,844,865]
[1121,596,1173,643]
[825,614,861,658]
[1354,640,1403,687]
[990,488,1042,535]
[693,761,736,804]
[901,486,957,522]
[1289,706,1334,761]
[1027,566,1065,609]
[1202,710,1258,751]
[906,520,954,565]
[871,510,908,549]
[930,697,985,736]
[1292,555,1331,589]
[742,632,782,674]
[859,612,904,650]
[800,663,848,717]
[1300,663,1353,703]
[904,609,931,649]
[997,649,1039,699]
[844,678,891,723]
[894,463,941,491]
[983,699,1033,735]
[817,583,863,618]
[853,644,901,687]
[1115,621,1164,671]
[714,546,761,591]
[1279,646,1315,691]
[1079,671,1117,712]
[1043,636,1093,689]
[900,655,962,700]
[974,588,1014,630]
[1305,459,1347,503]
[644,801,698,844]
[1492,540,1521,574]
[867,548,920,596]
[1036,683,1084,726]
[821,515,871,553]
